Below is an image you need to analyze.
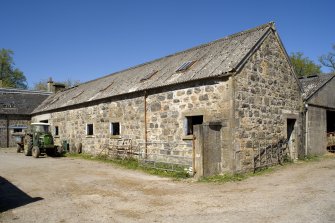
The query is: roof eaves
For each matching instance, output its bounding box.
[31,72,231,115]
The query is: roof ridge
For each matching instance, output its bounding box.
[71,22,274,88]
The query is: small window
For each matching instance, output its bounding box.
[140,70,158,82]
[13,128,23,133]
[86,124,94,136]
[111,122,120,135]
[185,115,203,135]
[176,61,196,73]
[55,126,59,136]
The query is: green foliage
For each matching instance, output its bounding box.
[319,44,335,72]
[66,153,189,179]
[290,52,321,77]
[301,154,320,162]
[199,167,275,183]
[0,49,27,89]
[199,173,247,183]
[33,78,81,91]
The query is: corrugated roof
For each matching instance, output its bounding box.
[299,73,335,100]
[0,88,51,115]
[33,22,275,114]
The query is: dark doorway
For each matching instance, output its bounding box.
[287,119,297,159]
[287,119,296,140]
[326,110,335,133]
[40,120,48,123]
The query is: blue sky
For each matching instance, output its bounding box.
[1,0,334,88]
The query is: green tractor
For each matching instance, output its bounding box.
[23,123,60,158]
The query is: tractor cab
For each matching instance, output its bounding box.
[31,123,50,134]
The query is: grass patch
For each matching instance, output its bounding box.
[199,166,275,183]
[301,154,320,162]
[65,153,189,179]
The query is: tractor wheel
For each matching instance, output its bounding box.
[23,135,33,156]
[32,146,40,158]
[46,148,56,157]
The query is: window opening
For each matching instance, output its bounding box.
[111,122,120,135]
[13,128,23,133]
[86,124,94,136]
[176,61,196,73]
[185,115,203,135]
[55,126,59,136]
[140,70,158,82]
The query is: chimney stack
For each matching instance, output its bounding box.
[47,77,54,92]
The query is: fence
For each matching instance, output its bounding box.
[97,138,133,159]
[253,139,289,172]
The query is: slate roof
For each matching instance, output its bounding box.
[299,73,335,100]
[0,88,51,115]
[33,22,278,114]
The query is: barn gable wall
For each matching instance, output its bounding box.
[233,31,303,171]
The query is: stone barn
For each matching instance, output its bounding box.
[32,22,303,175]
[300,73,335,155]
[0,88,50,148]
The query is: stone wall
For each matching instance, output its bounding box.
[0,115,30,147]
[234,31,303,171]
[0,115,7,147]
[306,106,327,155]
[33,78,234,171]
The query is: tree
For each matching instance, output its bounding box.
[319,44,335,72]
[0,49,27,89]
[289,52,321,77]
[33,78,81,91]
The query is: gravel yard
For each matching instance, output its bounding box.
[1,148,334,223]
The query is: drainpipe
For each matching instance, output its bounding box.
[6,115,9,148]
[231,74,237,172]
[305,103,308,156]
[144,91,148,157]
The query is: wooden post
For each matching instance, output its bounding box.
[144,91,148,158]
[6,115,9,148]
[192,135,196,176]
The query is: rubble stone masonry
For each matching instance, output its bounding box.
[32,31,303,173]
[234,32,303,171]
[33,79,234,171]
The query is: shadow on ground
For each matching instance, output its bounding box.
[0,176,43,212]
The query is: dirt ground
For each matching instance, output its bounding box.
[0,148,334,223]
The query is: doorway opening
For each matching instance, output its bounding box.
[326,110,335,133]
[326,110,335,152]
[287,119,296,159]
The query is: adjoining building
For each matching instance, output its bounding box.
[31,22,304,175]
[0,88,51,148]
[300,73,335,155]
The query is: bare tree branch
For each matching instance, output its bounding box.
[319,44,335,72]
